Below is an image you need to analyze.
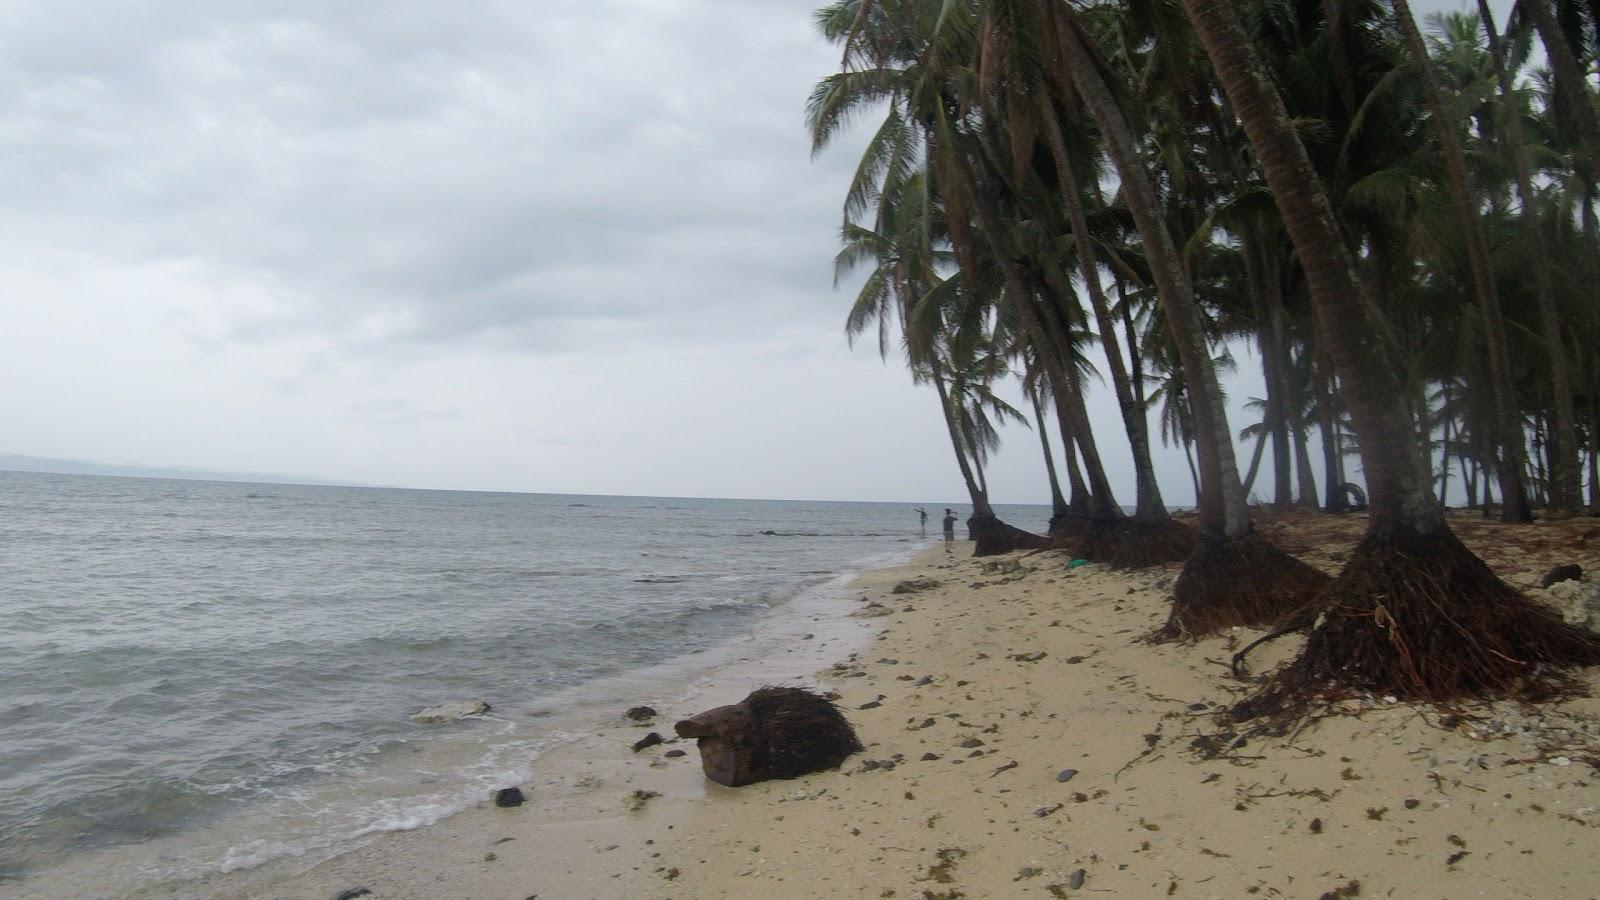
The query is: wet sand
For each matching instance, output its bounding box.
[139,513,1600,898]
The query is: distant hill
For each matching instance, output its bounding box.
[0,454,358,488]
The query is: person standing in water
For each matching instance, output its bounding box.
[913,507,928,534]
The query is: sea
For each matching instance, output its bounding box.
[0,470,1050,895]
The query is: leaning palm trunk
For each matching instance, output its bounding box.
[1477,0,1582,515]
[1038,98,1196,567]
[1391,0,1531,522]
[933,369,1047,557]
[1030,388,1069,521]
[946,142,1120,526]
[1043,3,1321,633]
[1180,0,1600,719]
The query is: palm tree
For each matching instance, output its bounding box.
[812,0,1051,555]
[1474,0,1583,514]
[1390,0,1533,522]
[1179,0,1600,719]
[1038,1,1326,636]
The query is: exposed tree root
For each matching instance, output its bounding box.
[1046,512,1096,546]
[970,514,1052,557]
[1228,525,1600,723]
[1077,517,1199,570]
[1149,529,1330,642]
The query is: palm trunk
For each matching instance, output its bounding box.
[1031,389,1069,519]
[1181,0,1600,717]
[1253,238,1294,508]
[932,368,992,518]
[1240,426,1270,499]
[1287,349,1320,509]
[1041,97,1168,523]
[1477,0,1582,514]
[1439,380,1454,506]
[1183,0,1439,533]
[1312,352,1348,513]
[948,141,1122,522]
[1116,276,1148,412]
[1051,8,1249,539]
[1392,0,1531,522]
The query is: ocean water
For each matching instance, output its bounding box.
[0,471,1050,892]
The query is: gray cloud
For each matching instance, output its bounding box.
[0,0,1510,504]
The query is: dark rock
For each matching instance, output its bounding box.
[632,732,665,753]
[858,701,881,710]
[960,737,985,749]
[1404,798,1420,810]
[626,706,658,722]
[914,676,934,687]
[921,752,941,761]
[1542,565,1584,589]
[674,686,863,787]
[1069,868,1087,889]
[664,749,687,758]
[335,889,373,900]
[492,787,525,808]
[1056,768,1078,783]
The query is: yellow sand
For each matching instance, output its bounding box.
[143,521,1600,899]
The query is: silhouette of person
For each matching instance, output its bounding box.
[942,508,957,542]
[913,507,928,533]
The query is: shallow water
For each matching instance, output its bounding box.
[0,471,1049,891]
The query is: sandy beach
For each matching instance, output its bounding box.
[134,513,1600,899]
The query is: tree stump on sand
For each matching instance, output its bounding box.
[673,687,862,787]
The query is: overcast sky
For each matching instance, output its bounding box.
[1,0,1506,505]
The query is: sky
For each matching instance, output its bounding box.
[1,0,1508,505]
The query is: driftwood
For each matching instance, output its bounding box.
[674,686,862,787]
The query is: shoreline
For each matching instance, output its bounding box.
[7,543,929,900]
[22,513,1600,898]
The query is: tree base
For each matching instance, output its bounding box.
[1229,525,1600,722]
[1078,517,1199,570]
[1151,530,1329,641]
[970,514,1052,557]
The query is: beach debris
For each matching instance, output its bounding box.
[892,577,941,594]
[1068,868,1087,889]
[483,851,497,862]
[915,675,934,686]
[858,701,881,710]
[664,748,687,758]
[922,752,941,761]
[959,737,985,749]
[673,686,862,787]
[1318,880,1361,900]
[631,732,665,752]
[1016,866,1043,880]
[1056,768,1078,783]
[624,789,659,812]
[626,705,658,722]
[1009,651,1047,663]
[409,699,490,724]
[492,787,525,808]
[1543,565,1584,588]
[1067,559,1089,569]
[334,889,372,900]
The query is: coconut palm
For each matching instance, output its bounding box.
[1178,0,1600,719]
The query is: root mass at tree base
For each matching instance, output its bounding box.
[1230,525,1600,722]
